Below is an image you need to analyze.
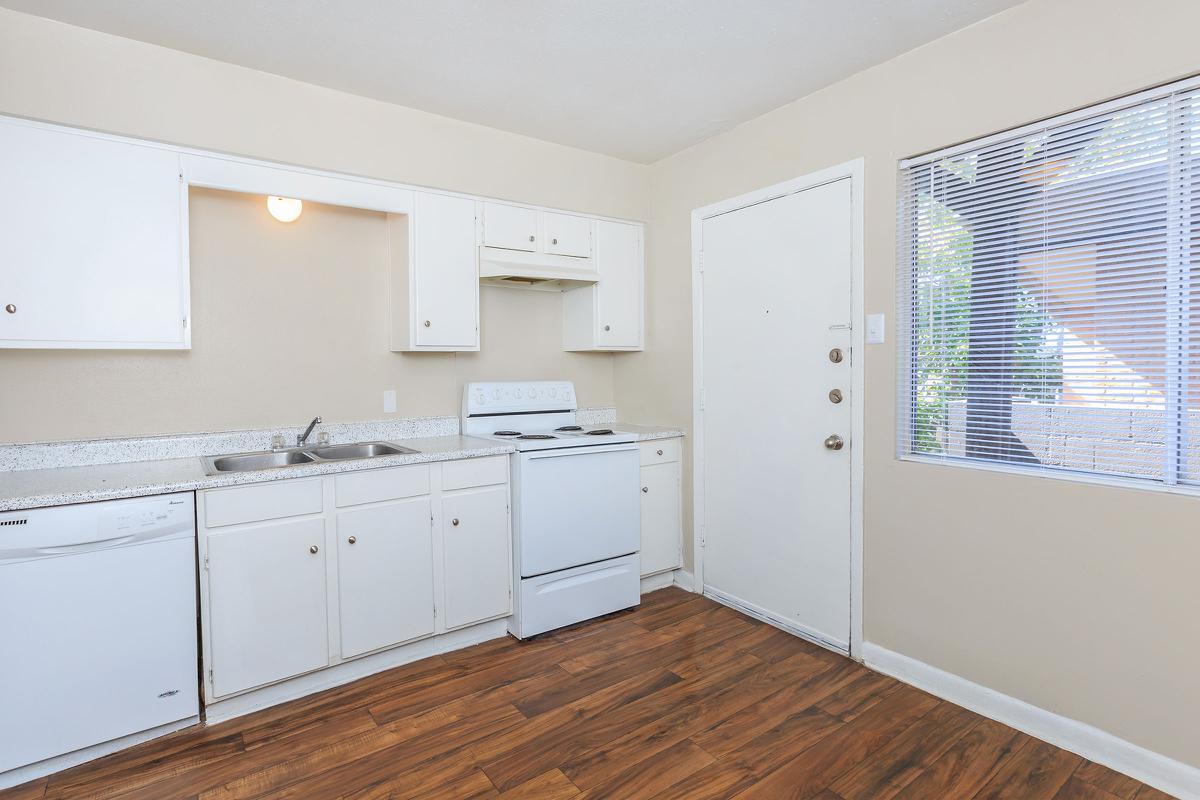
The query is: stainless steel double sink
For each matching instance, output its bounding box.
[202,441,417,475]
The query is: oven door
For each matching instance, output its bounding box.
[515,444,640,577]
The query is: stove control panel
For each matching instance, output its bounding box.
[463,381,577,416]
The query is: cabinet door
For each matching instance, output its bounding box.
[640,462,681,576]
[0,120,187,348]
[482,202,538,252]
[595,221,643,348]
[544,212,592,258]
[442,486,511,629]
[206,517,329,697]
[336,497,435,659]
[414,192,478,348]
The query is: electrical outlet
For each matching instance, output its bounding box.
[383,390,397,414]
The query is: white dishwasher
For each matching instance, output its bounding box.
[0,493,199,778]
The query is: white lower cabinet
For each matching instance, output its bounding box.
[639,440,683,577]
[441,486,512,630]
[206,517,330,698]
[336,497,435,659]
[199,457,511,701]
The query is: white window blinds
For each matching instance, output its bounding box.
[897,77,1200,487]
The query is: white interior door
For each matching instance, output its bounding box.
[700,178,853,651]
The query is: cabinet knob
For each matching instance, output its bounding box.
[309,545,319,554]
[347,536,356,545]
[424,320,431,327]
[528,235,535,242]
[642,486,648,493]
[4,304,14,314]
[552,238,558,245]
[603,325,611,331]
[656,449,663,456]
[451,518,460,526]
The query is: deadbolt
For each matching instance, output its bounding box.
[309,545,319,554]
[824,434,845,451]
[828,388,843,404]
[4,304,14,314]
[348,536,357,545]
[828,347,844,364]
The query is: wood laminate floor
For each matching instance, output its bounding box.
[2,588,1175,800]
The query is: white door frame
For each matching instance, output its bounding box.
[690,158,865,660]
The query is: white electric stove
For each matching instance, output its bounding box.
[463,381,641,638]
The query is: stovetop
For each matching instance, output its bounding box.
[462,381,636,451]
[478,425,637,451]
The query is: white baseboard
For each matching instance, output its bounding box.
[863,642,1199,800]
[640,571,676,593]
[205,620,509,724]
[673,568,695,591]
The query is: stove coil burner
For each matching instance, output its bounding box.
[518,434,557,440]
[586,429,615,436]
[493,431,522,436]
[555,425,583,431]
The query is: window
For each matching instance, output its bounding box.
[897,77,1200,488]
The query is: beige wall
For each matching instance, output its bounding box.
[617,0,1200,769]
[0,189,616,442]
[0,7,648,442]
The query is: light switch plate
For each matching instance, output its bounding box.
[383,390,397,414]
[866,313,886,344]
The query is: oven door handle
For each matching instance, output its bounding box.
[522,443,638,460]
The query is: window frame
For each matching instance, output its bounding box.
[896,74,1200,496]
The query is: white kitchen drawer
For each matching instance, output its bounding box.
[441,455,509,491]
[203,479,323,528]
[639,439,680,467]
[334,464,430,508]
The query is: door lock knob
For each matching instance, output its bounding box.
[824,434,845,451]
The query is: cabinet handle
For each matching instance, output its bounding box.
[528,235,535,242]
[424,320,431,328]
[656,449,663,456]
[642,486,648,493]
[347,536,356,545]
[4,304,14,314]
[451,518,460,526]
[309,545,319,554]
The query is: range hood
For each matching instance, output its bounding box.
[479,245,600,290]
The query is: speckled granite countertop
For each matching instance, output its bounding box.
[0,435,514,512]
[616,423,685,441]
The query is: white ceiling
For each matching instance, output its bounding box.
[2,0,1022,163]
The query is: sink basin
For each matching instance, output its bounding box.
[202,440,417,475]
[208,449,316,473]
[308,442,415,460]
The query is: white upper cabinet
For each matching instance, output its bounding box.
[0,119,189,349]
[482,202,538,252]
[391,192,480,351]
[543,212,592,258]
[563,220,644,351]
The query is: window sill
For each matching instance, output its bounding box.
[896,452,1200,500]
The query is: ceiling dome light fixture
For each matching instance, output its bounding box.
[267,195,303,223]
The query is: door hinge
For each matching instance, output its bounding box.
[203,553,209,571]
[699,388,706,411]
[208,668,213,683]
[183,315,189,329]
[697,250,704,273]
